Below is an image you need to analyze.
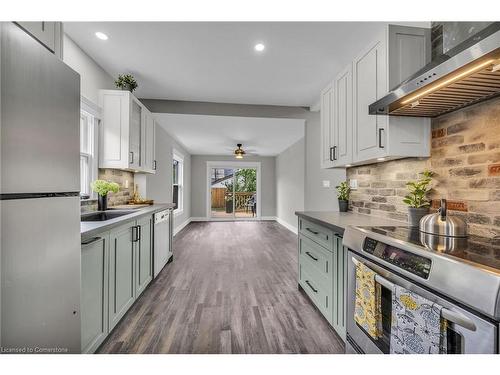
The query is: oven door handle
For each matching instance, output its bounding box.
[351,257,477,331]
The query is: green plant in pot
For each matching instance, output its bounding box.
[91,180,120,211]
[114,74,138,92]
[403,170,433,226]
[336,181,351,212]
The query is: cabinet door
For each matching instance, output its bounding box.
[99,91,130,169]
[16,22,56,52]
[353,38,387,162]
[331,235,347,341]
[129,99,142,169]
[320,82,335,169]
[141,112,156,173]
[81,235,109,353]
[109,223,136,330]
[333,64,353,167]
[136,216,153,297]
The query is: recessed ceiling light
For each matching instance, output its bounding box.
[95,32,108,41]
[254,43,265,52]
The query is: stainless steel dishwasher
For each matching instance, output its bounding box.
[153,209,173,278]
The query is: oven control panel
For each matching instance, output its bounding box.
[363,237,432,279]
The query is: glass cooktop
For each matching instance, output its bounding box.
[358,226,500,273]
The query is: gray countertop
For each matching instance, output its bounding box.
[295,211,405,234]
[81,203,175,237]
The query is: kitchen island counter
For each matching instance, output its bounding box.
[295,211,405,235]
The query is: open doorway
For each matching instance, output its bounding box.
[207,162,261,220]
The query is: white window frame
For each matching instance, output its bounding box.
[173,150,184,216]
[80,96,101,200]
[206,161,262,221]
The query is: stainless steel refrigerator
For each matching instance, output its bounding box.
[1,22,81,353]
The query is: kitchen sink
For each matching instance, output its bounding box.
[81,210,135,222]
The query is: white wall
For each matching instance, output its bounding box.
[142,100,346,217]
[276,138,305,232]
[143,125,191,234]
[190,155,276,218]
[63,34,114,105]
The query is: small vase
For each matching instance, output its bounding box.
[338,200,349,212]
[98,194,108,211]
[408,207,429,226]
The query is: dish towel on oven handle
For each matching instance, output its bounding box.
[390,284,447,354]
[354,261,383,339]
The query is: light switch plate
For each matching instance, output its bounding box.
[349,179,358,190]
[322,180,331,188]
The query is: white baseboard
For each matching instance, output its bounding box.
[190,217,209,222]
[173,217,192,236]
[276,217,298,234]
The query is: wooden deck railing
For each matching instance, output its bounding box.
[211,188,255,210]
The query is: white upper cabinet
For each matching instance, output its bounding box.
[99,90,156,174]
[320,83,335,168]
[333,64,353,166]
[320,24,431,168]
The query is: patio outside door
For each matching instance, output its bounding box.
[210,166,258,219]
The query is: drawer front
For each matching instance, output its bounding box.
[299,218,334,251]
[299,235,333,286]
[299,264,332,323]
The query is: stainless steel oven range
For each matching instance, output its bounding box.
[343,225,500,354]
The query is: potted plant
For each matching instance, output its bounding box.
[403,170,433,226]
[336,181,351,212]
[225,194,233,214]
[114,74,138,92]
[91,180,120,211]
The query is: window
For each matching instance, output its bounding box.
[173,151,184,214]
[80,98,100,199]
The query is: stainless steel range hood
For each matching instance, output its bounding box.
[370,22,500,118]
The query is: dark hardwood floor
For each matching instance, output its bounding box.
[98,221,345,354]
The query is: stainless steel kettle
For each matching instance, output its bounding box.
[419,199,467,237]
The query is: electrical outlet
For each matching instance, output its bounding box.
[349,179,358,190]
[125,180,129,189]
[322,180,331,188]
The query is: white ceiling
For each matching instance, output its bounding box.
[154,113,305,156]
[64,22,429,107]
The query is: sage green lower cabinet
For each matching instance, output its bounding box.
[135,215,153,297]
[297,219,347,341]
[81,214,156,353]
[81,235,109,354]
[331,235,347,341]
[109,222,137,331]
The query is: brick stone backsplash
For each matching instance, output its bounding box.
[97,169,135,206]
[346,96,500,238]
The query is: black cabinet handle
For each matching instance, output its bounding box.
[329,147,334,161]
[306,227,319,235]
[129,151,134,164]
[132,226,140,242]
[333,145,337,160]
[153,160,157,170]
[305,280,318,293]
[378,128,385,149]
[138,225,141,241]
[305,251,318,261]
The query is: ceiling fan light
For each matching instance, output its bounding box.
[235,154,243,159]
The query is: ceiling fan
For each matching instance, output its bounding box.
[229,143,258,159]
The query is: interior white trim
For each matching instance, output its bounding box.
[81,95,102,118]
[173,217,191,236]
[276,217,298,234]
[206,161,262,220]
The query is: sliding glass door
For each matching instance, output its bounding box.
[210,167,257,219]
